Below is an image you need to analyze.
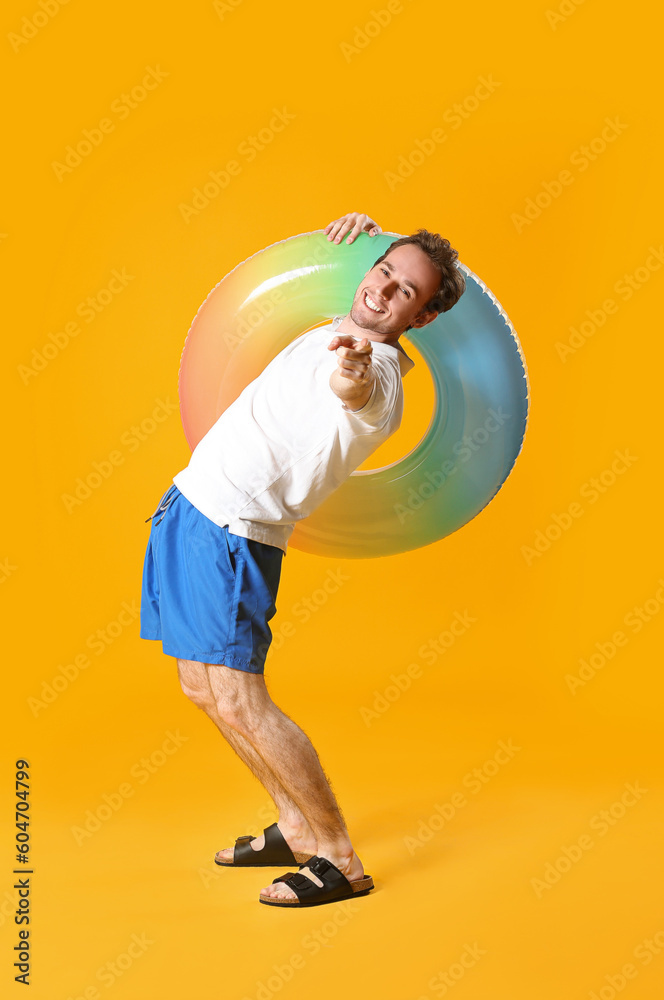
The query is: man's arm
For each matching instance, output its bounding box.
[328,335,375,412]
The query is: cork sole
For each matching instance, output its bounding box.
[259,874,374,907]
[214,849,314,868]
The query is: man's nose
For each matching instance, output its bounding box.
[376,277,395,300]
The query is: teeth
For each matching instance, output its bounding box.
[365,291,382,313]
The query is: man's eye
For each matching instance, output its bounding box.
[380,267,410,296]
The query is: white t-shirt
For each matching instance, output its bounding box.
[173,316,415,555]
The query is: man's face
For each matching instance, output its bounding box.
[349,244,442,336]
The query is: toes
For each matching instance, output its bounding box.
[261,881,295,900]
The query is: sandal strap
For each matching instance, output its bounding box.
[263,823,297,862]
[271,871,298,884]
[233,823,297,866]
[232,834,256,865]
[279,856,353,903]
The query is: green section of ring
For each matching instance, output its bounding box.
[178,230,530,559]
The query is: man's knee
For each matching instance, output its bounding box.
[177,659,215,710]
[207,666,268,734]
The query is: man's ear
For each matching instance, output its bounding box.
[409,308,439,330]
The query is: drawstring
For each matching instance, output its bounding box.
[145,485,178,526]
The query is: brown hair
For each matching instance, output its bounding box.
[372,229,466,328]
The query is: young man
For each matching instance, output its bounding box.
[140,211,466,907]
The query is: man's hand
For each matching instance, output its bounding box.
[324,212,382,245]
[328,335,375,411]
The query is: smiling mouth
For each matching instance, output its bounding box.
[363,290,384,314]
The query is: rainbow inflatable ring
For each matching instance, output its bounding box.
[178,230,530,559]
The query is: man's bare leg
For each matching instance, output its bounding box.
[200,662,364,900]
[177,659,316,861]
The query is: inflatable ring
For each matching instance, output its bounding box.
[178,230,529,559]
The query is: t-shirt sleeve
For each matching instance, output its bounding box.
[339,354,399,431]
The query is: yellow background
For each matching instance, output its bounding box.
[2,0,663,997]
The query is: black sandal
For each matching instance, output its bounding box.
[214,822,314,867]
[259,855,374,907]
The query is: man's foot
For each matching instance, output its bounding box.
[259,849,365,901]
[214,822,317,867]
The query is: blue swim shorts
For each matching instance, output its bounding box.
[140,485,284,673]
